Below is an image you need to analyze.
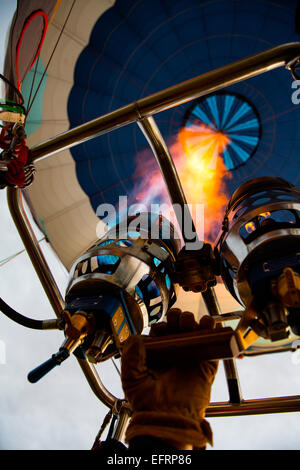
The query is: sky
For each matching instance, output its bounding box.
[0,0,300,451]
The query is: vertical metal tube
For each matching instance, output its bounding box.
[202,287,243,403]
[202,288,222,317]
[6,187,65,315]
[6,186,118,411]
[137,116,201,247]
[111,406,131,442]
[222,359,243,404]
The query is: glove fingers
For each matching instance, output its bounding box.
[149,321,168,337]
[166,308,182,332]
[199,315,216,330]
[197,316,219,379]
[166,311,216,333]
[121,335,149,385]
[150,311,198,338]
[179,311,198,332]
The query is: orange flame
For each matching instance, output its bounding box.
[245,212,272,233]
[259,212,271,220]
[245,221,256,233]
[131,123,232,243]
[171,124,231,241]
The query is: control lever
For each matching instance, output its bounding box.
[27,310,94,383]
[27,336,83,383]
[28,348,70,383]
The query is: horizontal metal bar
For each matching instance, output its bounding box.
[30,43,300,162]
[212,313,242,322]
[206,395,300,417]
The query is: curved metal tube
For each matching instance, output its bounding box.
[6,186,118,410]
[6,187,65,315]
[77,357,117,409]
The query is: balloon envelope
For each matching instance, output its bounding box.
[4,0,300,352]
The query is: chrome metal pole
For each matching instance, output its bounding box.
[111,405,131,442]
[30,43,300,162]
[6,187,65,315]
[222,358,243,404]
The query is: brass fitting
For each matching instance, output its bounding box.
[275,267,300,308]
[63,310,96,341]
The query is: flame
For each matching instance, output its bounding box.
[259,212,271,220]
[245,221,256,233]
[172,124,231,241]
[245,212,272,234]
[130,123,232,243]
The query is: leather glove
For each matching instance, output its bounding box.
[121,308,218,450]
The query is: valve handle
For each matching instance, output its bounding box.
[27,348,70,383]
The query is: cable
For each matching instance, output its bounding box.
[27,0,76,114]
[0,238,45,268]
[0,73,24,106]
[111,357,121,377]
[26,54,40,112]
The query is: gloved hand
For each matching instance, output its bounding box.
[121,308,218,450]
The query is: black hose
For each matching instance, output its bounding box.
[0,297,45,330]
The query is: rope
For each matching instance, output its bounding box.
[27,0,76,115]
[111,357,121,377]
[0,237,45,268]
[91,409,113,450]
[26,54,40,112]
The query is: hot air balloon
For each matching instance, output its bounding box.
[1,0,300,449]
